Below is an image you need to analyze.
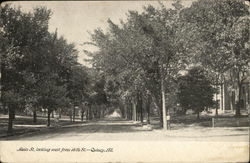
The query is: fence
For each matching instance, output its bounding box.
[212,116,249,127]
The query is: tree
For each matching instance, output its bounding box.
[67,65,89,121]
[228,16,249,116]
[85,1,187,129]
[39,31,80,126]
[90,71,108,119]
[1,5,81,129]
[180,0,249,116]
[177,67,216,119]
[36,73,69,126]
[0,5,52,132]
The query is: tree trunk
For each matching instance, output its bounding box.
[215,85,218,116]
[127,102,130,120]
[124,104,128,119]
[47,110,51,127]
[235,70,242,117]
[33,110,37,123]
[13,109,15,119]
[151,95,162,126]
[220,83,224,113]
[136,95,139,121]
[81,108,84,121]
[51,111,54,118]
[235,83,242,117]
[215,75,220,116]
[161,75,167,130]
[137,106,140,121]
[73,106,75,122]
[69,109,72,122]
[3,103,8,115]
[98,108,101,119]
[197,111,200,120]
[125,103,128,120]
[101,109,104,118]
[59,108,61,118]
[44,109,47,118]
[139,92,143,124]
[89,105,92,120]
[146,95,151,124]
[7,106,14,134]
[132,99,137,121]
[129,102,132,120]
[230,91,235,111]
[86,106,89,120]
[130,102,133,120]
[215,98,218,115]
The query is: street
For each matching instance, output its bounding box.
[3,117,249,141]
[1,1,250,162]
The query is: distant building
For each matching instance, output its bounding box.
[218,70,250,113]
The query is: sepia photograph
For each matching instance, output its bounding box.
[0,0,249,162]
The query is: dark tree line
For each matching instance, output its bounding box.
[85,0,249,128]
[0,0,249,133]
[0,5,99,134]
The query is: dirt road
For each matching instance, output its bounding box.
[2,117,248,141]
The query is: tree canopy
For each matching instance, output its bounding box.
[177,67,216,119]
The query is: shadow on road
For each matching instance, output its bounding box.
[1,116,249,141]
[2,118,152,140]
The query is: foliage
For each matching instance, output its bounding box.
[85,1,188,126]
[177,67,216,117]
[180,0,249,116]
[0,5,88,128]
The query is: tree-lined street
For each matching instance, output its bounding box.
[1,115,248,141]
[0,0,249,140]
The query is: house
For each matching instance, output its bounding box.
[218,71,250,113]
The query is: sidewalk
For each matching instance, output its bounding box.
[0,114,86,139]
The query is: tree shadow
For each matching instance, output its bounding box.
[2,119,153,140]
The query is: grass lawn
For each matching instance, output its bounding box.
[0,114,85,138]
[149,111,249,130]
[0,110,248,139]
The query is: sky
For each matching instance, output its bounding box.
[5,1,194,66]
